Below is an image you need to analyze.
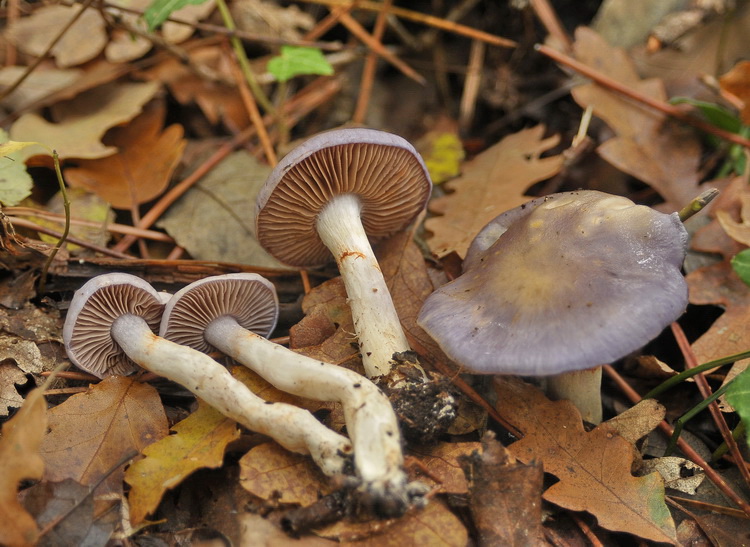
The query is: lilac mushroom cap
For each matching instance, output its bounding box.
[255,128,433,268]
[63,273,164,378]
[417,191,689,376]
[159,273,279,352]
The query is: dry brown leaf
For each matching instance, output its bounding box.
[688,260,750,363]
[408,442,479,495]
[0,387,48,546]
[40,376,168,496]
[461,433,545,546]
[495,376,677,544]
[10,81,160,161]
[239,442,332,506]
[0,66,82,113]
[321,498,467,546]
[5,5,107,67]
[65,100,185,209]
[141,46,250,131]
[720,60,750,124]
[291,278,363,370]
[240,513,335,546]
[570,27,702,210]
[604,399,666,445]
[425,125,563,258]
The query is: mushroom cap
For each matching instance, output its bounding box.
[417,191,689,376]
[159,273,279,353]
[256,128,433,267]
[63,273,164,378]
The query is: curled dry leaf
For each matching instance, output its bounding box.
[716,187,750,246]
[40,376,168,496]
[0,387,48,546]
[425,125,564,259]
[125,400,240,525]
[495,376,677,544]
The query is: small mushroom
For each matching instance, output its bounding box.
[418,191,689,423]
[63,273,352,477]
[159,273,422,515]
[255,128,432,379]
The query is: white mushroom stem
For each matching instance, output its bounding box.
[316,193,411,378]
[111,313,352,476]
[544,367,603,424]
[203,315,409,499]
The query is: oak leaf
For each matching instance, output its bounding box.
[495,376,677,544]
[570,27,702,210]
[6,5,106,68]
[40,376,168,496]
[425,125,563,258]
[239,442,331,505]
[10,81,160,161]
[65,100,185,209]
[408,442,479,494]
[0,387,48,547]
[125,400,239,524]
[719,60,750,124]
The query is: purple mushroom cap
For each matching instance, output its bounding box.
[417,191,689,376]
[255,128,433,268]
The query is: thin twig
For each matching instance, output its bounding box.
[12,218,134,259]
[352,0,392,124]
[671,322,750,488]
[225,42,278,165]
[458,39,485,132]
[528,0,573,51]
[297,0,517,48]
[535,43,750,149]
[38,151,71,294]
[603,364,750,517]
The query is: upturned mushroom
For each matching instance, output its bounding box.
[256,128,456,440]
[418,191,691,424]
[63,273,352,477]
[159,273,423,515]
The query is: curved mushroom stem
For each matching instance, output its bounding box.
[316,193,412,378]
[544,366,603,424]
[111,313,353,477]
[203,315,422,512]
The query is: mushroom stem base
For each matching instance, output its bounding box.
[544,366,603,424]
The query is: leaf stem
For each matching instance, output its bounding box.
[38,150,70,294]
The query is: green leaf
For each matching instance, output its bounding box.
[731,249,750,287]
[726,368,750,447]
[670,97,744,134]
[143,0,210,31]
[0,133,38,206]
[267,46,334,83]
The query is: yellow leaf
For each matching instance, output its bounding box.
[422,132,464,184]
[0,387,48,546]
[125,400,239,524]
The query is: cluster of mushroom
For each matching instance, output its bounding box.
[63,272,426,516]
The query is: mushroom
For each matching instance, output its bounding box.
[255,128,431,378]
[417,191,690,424]
[159,272,423,515]
[63,273,352,477]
